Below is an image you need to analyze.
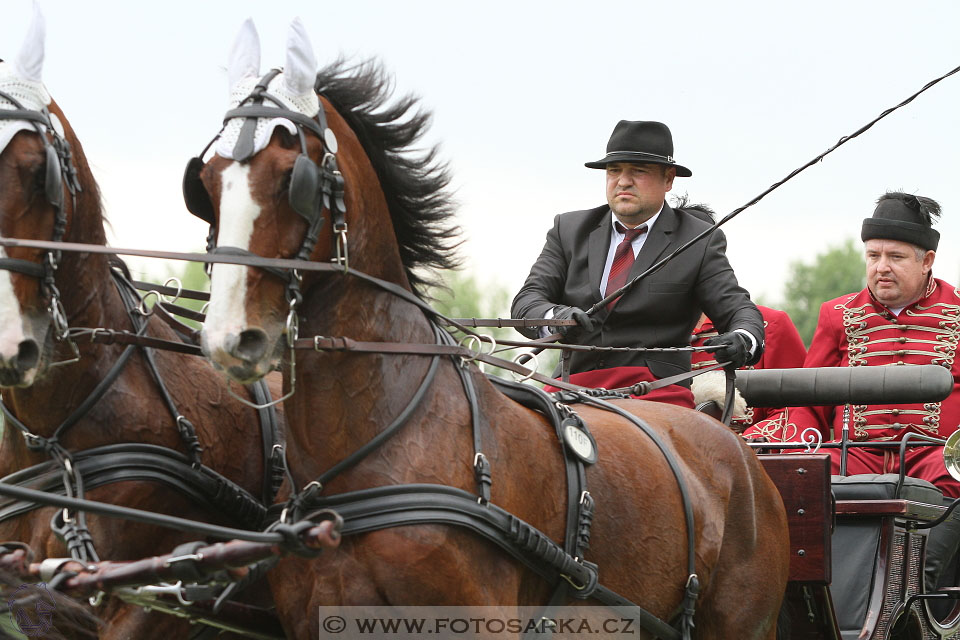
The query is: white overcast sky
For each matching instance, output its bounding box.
[2,1,959,307]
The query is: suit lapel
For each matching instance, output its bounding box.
[587,210,612,301]
[629,203,677,280]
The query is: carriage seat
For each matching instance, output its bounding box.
[831,473,942,503]
[830,474,942,640]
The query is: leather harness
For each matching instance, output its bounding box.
[180,72,705,637]
[0,264,286,551]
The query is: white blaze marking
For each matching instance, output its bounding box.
[204,163,260,355]
[0,245,27,360]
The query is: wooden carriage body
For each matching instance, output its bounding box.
[762,453,960,640]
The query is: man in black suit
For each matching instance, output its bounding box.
[511,120,764,405]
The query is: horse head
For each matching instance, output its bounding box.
[194,19,458,385]
[189,19,333,382]
[0,6,86,388]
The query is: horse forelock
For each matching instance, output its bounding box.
[315,59,461,298]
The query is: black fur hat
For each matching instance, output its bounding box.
[861,192,941,251]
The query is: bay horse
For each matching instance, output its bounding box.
[194,20,789,639]
[0,12,283,639]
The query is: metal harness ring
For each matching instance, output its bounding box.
[512,351,540,382]
[160,277,183,305]
[137,290,159,317]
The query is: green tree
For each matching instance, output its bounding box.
[782,238,866,345]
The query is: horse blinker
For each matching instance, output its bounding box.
[182,156,215,225]
[43,144,62,208]
[289,153,320,222]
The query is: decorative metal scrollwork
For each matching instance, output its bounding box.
[800,427,823,454]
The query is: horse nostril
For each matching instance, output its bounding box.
[234,329,269,364]
[15,339,39,373]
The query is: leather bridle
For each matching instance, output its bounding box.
[0,91,81,342]
[183,69,347,408]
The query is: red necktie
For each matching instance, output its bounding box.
[605,221,647,309]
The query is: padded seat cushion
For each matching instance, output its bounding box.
[831,474,942,504]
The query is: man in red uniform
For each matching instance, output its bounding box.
[690,306,806,433]
[791,192,960,589]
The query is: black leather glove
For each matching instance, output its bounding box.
[703,331,752,369]
[550,305,598,339]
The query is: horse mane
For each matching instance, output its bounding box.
[314,59,461,297]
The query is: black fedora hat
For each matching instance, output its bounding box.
[585,120,692,177]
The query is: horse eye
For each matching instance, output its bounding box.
[276,169,292,200]
[31,165,46,195]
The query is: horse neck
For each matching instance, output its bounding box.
[284,275,449,484]
[54,124,118,333]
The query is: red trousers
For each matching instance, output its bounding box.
[543,366,695,409]
[828,444,960,499]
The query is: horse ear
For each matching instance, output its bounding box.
[228,18,261,92]
[14,2,46,82]
[283,17,317,96]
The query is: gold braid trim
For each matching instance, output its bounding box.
[837,298,959,438]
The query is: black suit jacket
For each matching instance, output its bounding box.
[511,203,764,382]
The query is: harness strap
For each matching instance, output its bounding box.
[443,330,491,503]
[209,246,288,281]
[70,327,202,355]
[291,345,441,501]
[577,395,700,637]
[248,380,285,505]
[492,376,598,638]
[228,70,282,161]
[0,258,45,278]
[0,107,50,125]
[111,267,203,466]
[153,302,202,342]
[223,105,325,140]
[50,508,96,563]
[0,339,141,452]
[270,483,681,640]
[0,444,266,529]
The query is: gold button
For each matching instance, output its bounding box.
[891,409,900,416]
[896,350,906,356]
[897,361,904,365]
[899,337,907,343]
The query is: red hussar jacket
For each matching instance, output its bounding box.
[691,305,806,432]
[791,278,960,443]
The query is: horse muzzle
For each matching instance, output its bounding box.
[0,337,41,388]
[201,327,278,384]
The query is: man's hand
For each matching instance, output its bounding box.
[703,331,752,369]
[550,305,598,339]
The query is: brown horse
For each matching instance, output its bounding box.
[194,20,790,639]
[0,12,282,639]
